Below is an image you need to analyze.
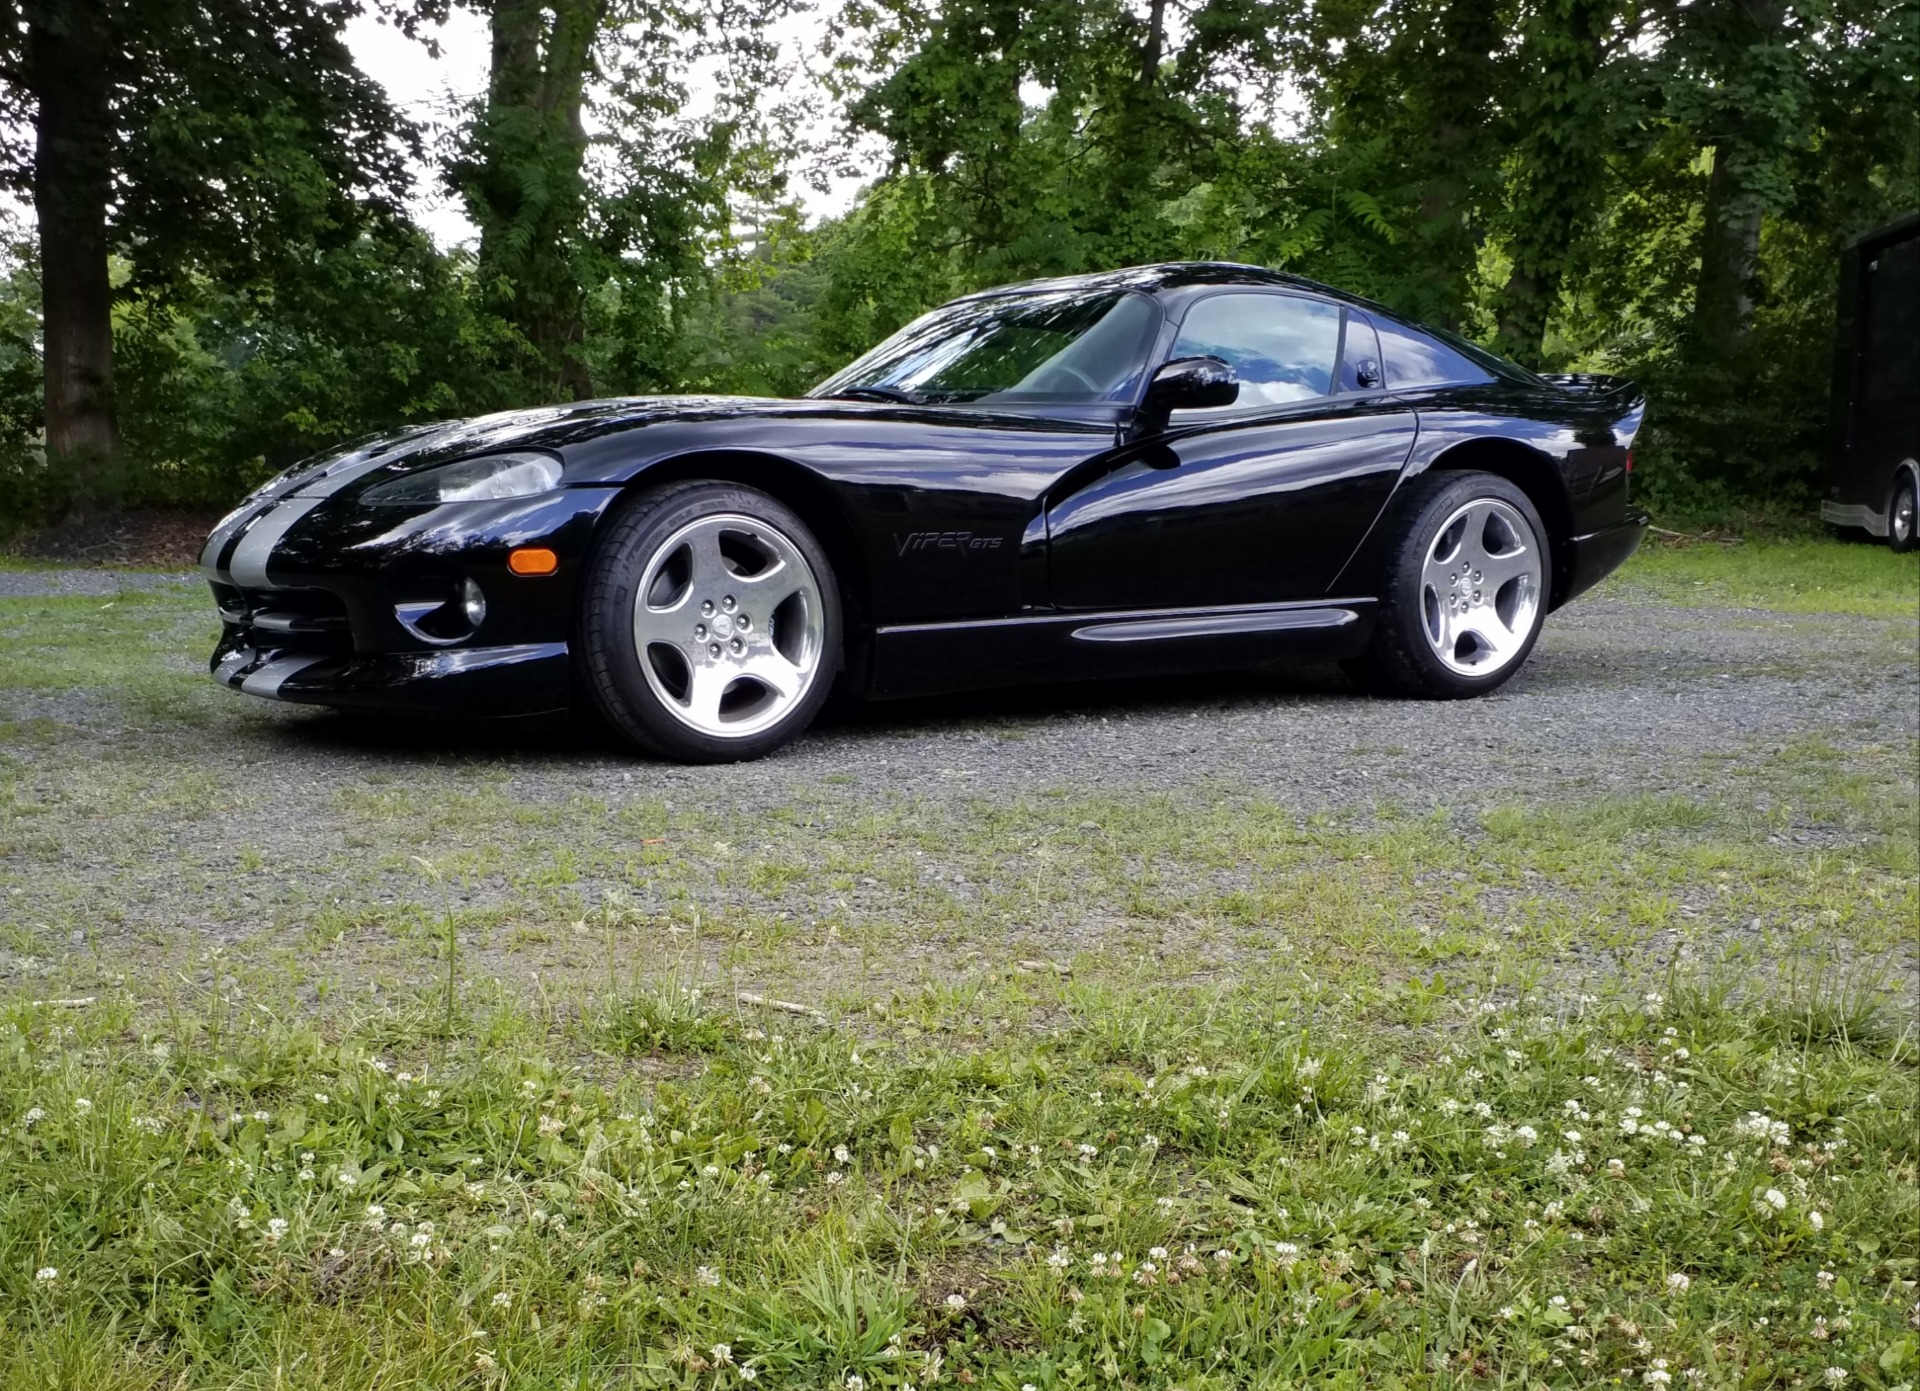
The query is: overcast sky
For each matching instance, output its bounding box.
[343,6,873,249]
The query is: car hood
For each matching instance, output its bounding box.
[237,395,805,508]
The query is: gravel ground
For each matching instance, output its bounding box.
[0,567,199,598]
[2,569,1915,1014]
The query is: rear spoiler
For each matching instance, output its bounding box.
[1539,373,1646,445]
[1539,372,1641,402]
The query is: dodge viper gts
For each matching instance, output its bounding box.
[199,262,1649,762]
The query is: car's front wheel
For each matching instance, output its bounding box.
[579,482,839,762]
[1347,470,1549,698]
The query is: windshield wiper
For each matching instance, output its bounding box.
[828,385,920,405]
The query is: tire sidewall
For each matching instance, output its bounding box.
[1380,471,1550,697]
[580,482,842,762]
[1890,476,1919,554]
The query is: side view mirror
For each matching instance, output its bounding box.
[1143,355,1238,414]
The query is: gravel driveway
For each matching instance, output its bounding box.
[2,566,1914,1015]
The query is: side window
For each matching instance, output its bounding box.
[1374,319,1496,389]
[1169,292,1343,411]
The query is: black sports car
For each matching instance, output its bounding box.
[199,262,1649,762]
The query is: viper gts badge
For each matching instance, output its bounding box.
[894,530,1005,556]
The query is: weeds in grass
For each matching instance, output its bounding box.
[2,982,1915,1385]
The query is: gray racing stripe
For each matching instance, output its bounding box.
[213,646,257,687]
[239,653,327,698]
[200,502,268,578]
[227,496,326,589]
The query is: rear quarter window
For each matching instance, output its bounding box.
[1374,319,1497,390]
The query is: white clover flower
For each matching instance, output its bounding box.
[845,1376,866,1391]
[1667,1272,1690,1293]
[1824,1369,1846,1386]
[1047,1246,1071,1269]
[710,1344,734,1366]
[492,1291,512,1308]
[694,1266,720,1287]
[1076,1143,1098,1160]
[1816,1269,1836,1290]
[1272,1242,1301,1268]
[337,1171,358,1188]
[1149,1246,1168,1261]
[826,1171,844,1186]
[21,1106,46,1127]
[34,1266,57,1282]
[537,1115,565,1137]
[73,1098,92,1114]
[265,1218,289,1243]
[834,1145,851,1164]
[1297,1057,1322,1080]
[945,1293,966,1309]
[312,1092,330,1104]
[474,1352,496,1373]
[297,1168,315,1182]
[1761,1188,1788,1212]
[364,1204,385,1226]
[738,1369,758,1383]
[1809,1210,1824,1231]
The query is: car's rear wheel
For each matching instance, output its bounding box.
[1889,474,1917,553]
[579,481,839,762]
[1347,470,1548,698]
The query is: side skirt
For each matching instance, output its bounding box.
[867,598,1375,699]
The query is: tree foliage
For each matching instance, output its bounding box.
[0,0,1914,532]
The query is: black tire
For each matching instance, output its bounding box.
[1889,474,1918,554]
[578,481,841,762]
[1345,469,1551,699]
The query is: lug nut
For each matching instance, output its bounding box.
[736,614,751,631]
[730,637,744,654]
[702,599,715,616]
[709,642,722,658]
[722,595,736,611]
[694,623,707,639]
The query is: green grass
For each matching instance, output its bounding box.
[1,980,1915,1388]
[1620,536,1920,619]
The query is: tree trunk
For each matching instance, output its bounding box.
[1690,141,1764,360]
[28,0,122,515]
[1493,0,1610,367]
[469,0,602,401]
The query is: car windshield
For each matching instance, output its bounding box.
[810,290,1157,405]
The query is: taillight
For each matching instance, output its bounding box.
[1624,449,1634,474]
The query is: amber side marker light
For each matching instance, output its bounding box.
[508,547,559,576]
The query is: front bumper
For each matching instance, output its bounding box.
[1561,506,1650,605]
[212,636,572,716]
[201,485,624,717]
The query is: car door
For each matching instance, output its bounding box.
[1045,290,1417,611]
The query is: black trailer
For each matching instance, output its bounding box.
[1823,212,1920,552]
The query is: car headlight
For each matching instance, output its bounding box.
[363,452,564,506]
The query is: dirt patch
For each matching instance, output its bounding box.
[7,508,224,568]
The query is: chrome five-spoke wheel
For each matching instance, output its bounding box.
[1419,497,1542,676]
[580,482,841,762]
[1346,469,1550,699]
[632,514,825,737]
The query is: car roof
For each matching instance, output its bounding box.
[952,261,1384,311]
